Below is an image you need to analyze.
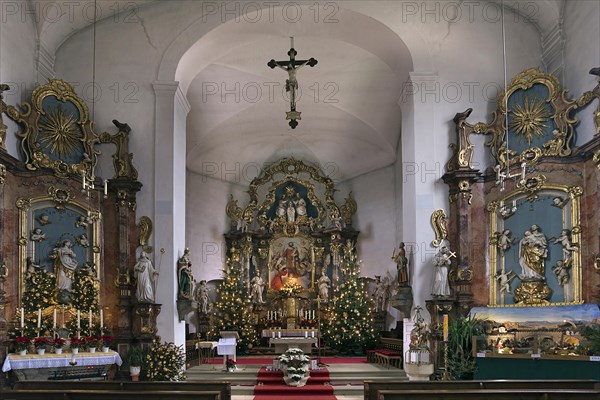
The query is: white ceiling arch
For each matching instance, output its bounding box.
[178,4,413,181]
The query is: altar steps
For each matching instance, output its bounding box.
[186,358,407,399]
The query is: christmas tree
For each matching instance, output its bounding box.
[323,241,377,353]
[71,264,99,312]
[209,257,257,353]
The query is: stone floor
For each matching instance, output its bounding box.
[187,358,407,400]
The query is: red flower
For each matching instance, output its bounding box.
[53,338,66,348]
[15,336,30,351]
[33,337,52,349]
[100,335,114,344]
[70,337,84,349]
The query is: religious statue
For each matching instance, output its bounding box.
[51,240,79,292]
[552,260,571,287]
[409,306,430,350]
[496,229,515,252]
[37,213,51,225]
[431,246,452,297]
[495,269,516,294]
[295,195,307,218]
[250,274,266,304]
[77,233,89,247]
[276,200,287,219]
[317,272,331,302]
[550,229,578,261]
[392,242,409,286]
[75,216,92,228]
[374,275,391,311]
[270,52,317,112]
[518,225,548,280]
[25,257,41,279]
[196,280,210,314]
[283,242,300,276]
[270,256,288,290]
[30,228,46,242]
[178,248,193,299]
[133,251,158,303]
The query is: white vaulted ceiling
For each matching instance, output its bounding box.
[181,6,412,181]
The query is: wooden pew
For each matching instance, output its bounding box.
[0,389,222,400]
[376,388,600,400]
[364,379,600,400]
[11,381,231,400]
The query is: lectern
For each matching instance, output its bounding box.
[217,331,239,367]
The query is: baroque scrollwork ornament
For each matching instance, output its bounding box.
[513,281,552,305]
[430,209,448,248]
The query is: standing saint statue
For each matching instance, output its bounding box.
[431,246,452,297]
[518,225,548,280]
[392,242,409,286]
[133,251,158,303]
[196,280,210,314]
[51,240,79,292]
[250,274,266,304]
[317,272,331,301]
[178,248,193,299]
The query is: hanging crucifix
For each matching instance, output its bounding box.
[268,37,318,129]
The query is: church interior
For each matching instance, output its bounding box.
[1,1,600,399]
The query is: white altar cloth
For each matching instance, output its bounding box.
[2,350,122,372]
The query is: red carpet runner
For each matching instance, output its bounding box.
[253,367,336,400]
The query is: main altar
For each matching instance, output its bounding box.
[203,158,360,347]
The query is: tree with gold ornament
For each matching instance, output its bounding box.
[208,255,257,353]
[322,240,377,354]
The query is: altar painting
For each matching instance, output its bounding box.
[269,236,314,291]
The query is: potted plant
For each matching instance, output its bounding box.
[125,346,145,381]
[15,336,30,355]
[225,357,236,372]
[53,338,66,354]
[100,335,113,352]
[33,337,52,355]
[446,314,485,380]
[86,335,99,352]
[278,348,310,387]
[69,337,84,354]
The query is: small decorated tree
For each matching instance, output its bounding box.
[208,256,257,352]
[146,341,186,381]
[71,265,99,312]
[323,242,377,354]
[22,268,55,312]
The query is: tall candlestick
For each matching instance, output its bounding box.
[89,309,92,330]
[77,310,81,329]
[37,308,41,328]
[103,179,108,196]
[53,308,57,329]
[20,307,24,328]
[100,309,104,329]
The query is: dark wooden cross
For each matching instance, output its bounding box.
[268,37,317,129]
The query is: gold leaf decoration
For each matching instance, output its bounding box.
[38,104,82,159]
[509,96,550,146]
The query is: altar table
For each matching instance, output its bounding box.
[269,337,317,354]
[2,350,122,381]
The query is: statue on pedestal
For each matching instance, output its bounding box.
[178,248,193,300]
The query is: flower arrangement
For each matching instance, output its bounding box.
[278,348,310,387]
[225,358,236,371]
[33,337,52,350]
[85,335,99,348]
[100,335,113,348]
[267,319,283,328]
[69,337,84,349]
[53,338,66,349]
[300,319,318,328]
[146,341,186,381]
[15,336,30,351]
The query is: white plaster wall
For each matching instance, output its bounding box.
[186,171,248,282]
[564,0,600,143]
[0,0,39,157]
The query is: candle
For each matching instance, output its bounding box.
[20,308,24,328]
[77,310,81,329]
[100,309,104,329]
[82,172,86,189]
[37,308,41,328]
[311,331,315,338]
[272,332,275,338]
[53,308,57,329]
[103,179,108,196]
[89,309,92,330]
[304,331,308,338]
[278,331,281,338]
[312,310,315,320]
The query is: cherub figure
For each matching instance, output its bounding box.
[75,216,93,228]
[77,233,89,247]
[495,229,515,252]
[550,229,578,261]
[30,228,46,242]
[495,269,516,294]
